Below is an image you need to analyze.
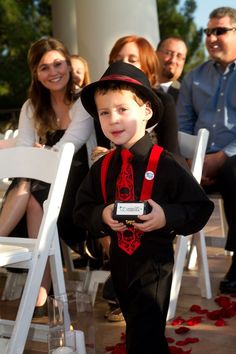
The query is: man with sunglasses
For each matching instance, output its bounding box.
[177,7,236,294]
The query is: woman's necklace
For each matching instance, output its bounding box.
[52,98,71,129]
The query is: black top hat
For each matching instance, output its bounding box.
[80,61,163,128]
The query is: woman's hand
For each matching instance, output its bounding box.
[34,143,44,148]
[91,146,110,163]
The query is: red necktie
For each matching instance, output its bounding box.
[116,149,143,255]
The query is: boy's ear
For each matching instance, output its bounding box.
[144,101,153,122]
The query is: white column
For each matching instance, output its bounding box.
[75,0,160,80]
[51,0,78,54]
[52,0,160,81]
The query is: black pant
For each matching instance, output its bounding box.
[110,245,173,354]
[204,155,236,251]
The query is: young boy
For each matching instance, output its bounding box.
[74,61,214,354]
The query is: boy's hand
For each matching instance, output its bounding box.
[102,204,127,232]
[133,199,166,232]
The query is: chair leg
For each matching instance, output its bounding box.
[50,235,68,297]
[195,231,212,299]
[167,235,190,321]
[167,231,212,321]
[186,235,198,270]
[218,197,228,237]
[86,270,110,306]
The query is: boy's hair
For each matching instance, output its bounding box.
[95,82,148,107]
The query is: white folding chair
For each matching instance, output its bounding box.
[167,128,212,320]
[0,130,18,194]
[0,143,87,354]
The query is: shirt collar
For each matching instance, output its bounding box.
[214,60,236,74]
[115,133,153,162]
[160,82,173,92]
[130,133,153,160]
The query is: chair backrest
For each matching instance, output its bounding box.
[0,143,74,252]
[178,128,209,183]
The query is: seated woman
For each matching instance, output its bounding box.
[0,37,96,317]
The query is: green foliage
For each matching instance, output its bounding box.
[0,0,52,124]
[157,0,206,75]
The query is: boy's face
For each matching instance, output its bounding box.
[95,89,152,149]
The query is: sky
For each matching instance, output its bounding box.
[179,0,236,29]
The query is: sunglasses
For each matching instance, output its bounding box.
[203,27,236,37]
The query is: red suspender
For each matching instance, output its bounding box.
[101,145,163,202]
[140,145,163,200]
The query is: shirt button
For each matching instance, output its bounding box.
[211,142,215,146]
[220,92,224,96]
[217,108,221,112]
[212,124,216,128]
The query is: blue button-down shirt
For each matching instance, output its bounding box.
[177,60,236,156]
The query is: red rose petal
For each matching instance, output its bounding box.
[215,318,227,326]
[169,345,192,353]
[222,307,236,318]
[176,340,187,346]
[186,316,203,326]
[171,316,186,326]
[167,337,175,343]
[176,337,199,346]
[189,304,208,314]
[185,337,199,344]
[175,326,191,334]
[207,309,223,320]
[190,304,201,312]
[215,296,231,309]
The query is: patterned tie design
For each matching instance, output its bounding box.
[116,149,143,255]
